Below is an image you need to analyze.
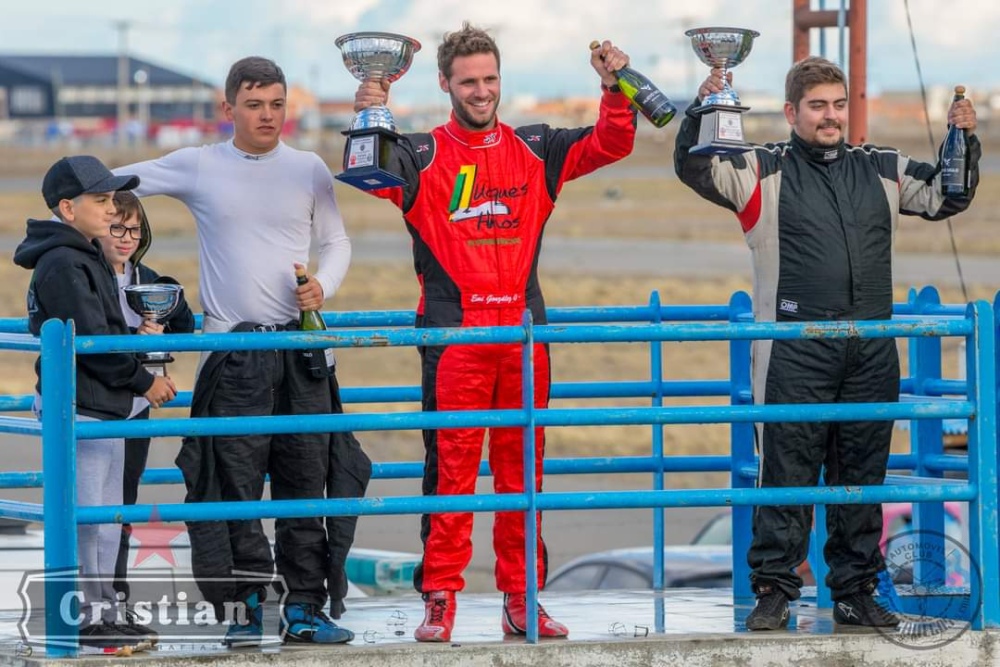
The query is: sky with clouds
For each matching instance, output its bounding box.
[0,0,995,106]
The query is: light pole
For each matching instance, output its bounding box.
[133,68,149,146]
[114,20,131,146]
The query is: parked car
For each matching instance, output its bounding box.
[545,545,732,592]
[691,502,967,586]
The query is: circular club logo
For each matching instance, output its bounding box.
[878,529,979,650]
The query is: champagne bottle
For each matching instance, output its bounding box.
[591,40,677,128]
[296,266,334,378]
[941,85,970,199]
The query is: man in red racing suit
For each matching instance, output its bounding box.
[351,23,636,641]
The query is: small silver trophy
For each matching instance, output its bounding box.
[334,31,421,190]
[685,27,760,155]
[123,283,183,376]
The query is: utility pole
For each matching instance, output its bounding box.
[114,20,131,147]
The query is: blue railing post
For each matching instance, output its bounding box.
[41,319,79,657]
[969,300,998,628]
[810,494,831,609]
[910,287,946,585]
[648,291,667,634]
[520,310,539,643]
[728,291,754,602]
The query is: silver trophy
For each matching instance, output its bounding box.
[334,31,422,191]
[685,27,760,155]
[123,283,183,376]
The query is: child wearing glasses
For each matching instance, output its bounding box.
[98,190,194,642]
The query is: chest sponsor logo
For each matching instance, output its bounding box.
[447,164,528,230]
[779,299,799,314]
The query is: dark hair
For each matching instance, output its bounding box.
[113,190,141,222]
[225,56,286,104]
[437,22,500,79]
[785,56,847,108]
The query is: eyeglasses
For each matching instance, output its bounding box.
[109,224,141,240]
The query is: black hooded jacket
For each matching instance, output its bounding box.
[13,219,155,419]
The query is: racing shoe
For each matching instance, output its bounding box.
[745,587,790,631]
[224,592,264,648]
[119,607,159,645]
[501,593,569,638]
[833,592,899,628]
[79,621,130,649]
[280,603,354,644]
[414,591,456,642]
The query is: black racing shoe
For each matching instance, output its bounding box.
[833,593,899,628]
[79,621,129,648]
[118,607,159,645]
[745,588,790,631]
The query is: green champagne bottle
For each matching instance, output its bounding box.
[296,266,334,377]
[591,40,677,128]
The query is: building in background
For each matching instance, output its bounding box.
[0,54,219,146]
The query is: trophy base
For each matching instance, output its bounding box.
[139,353,174,378]
[689,104,753,156]
[335,127,407,191]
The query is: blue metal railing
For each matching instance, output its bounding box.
[0,288,996,655]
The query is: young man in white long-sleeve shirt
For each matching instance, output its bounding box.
[115,56,367,647]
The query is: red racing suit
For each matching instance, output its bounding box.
[368,90,636,594]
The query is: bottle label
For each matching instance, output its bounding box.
[941,158,966,194]
[301,348,335,378]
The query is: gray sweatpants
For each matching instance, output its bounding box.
[76,417,125,625]
[34,401,126,624]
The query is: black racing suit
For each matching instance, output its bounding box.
[675,101,981,601]
[175,324,370,618]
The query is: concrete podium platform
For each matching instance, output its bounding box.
[0,588,995,666]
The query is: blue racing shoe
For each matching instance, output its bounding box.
[280,603,354,644]
[224,593,264,648]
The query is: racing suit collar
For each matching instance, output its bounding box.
[790,131,845,164]
[444,113,503,149]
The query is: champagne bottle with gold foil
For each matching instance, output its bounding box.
[591,40,677,128]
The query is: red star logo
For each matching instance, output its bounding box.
[130,506,187,568]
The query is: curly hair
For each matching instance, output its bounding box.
[785,56,847,108]
[437,21,501,79]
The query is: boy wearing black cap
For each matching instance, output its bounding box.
[13,155,177,649]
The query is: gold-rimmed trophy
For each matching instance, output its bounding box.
[685,27,760,155]
[123,283,183,377]
[334,31,421,190]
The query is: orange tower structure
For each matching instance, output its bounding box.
[792,0,867,144]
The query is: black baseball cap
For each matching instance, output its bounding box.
[41,156,140,209]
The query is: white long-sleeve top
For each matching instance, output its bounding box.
[117,140,351,325]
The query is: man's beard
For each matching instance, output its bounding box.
[450,90,498,130]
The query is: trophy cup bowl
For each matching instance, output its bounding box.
[685,27,759,107]
[335,31,421,133]
[684,27,759,155]
[123,283,182,372]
